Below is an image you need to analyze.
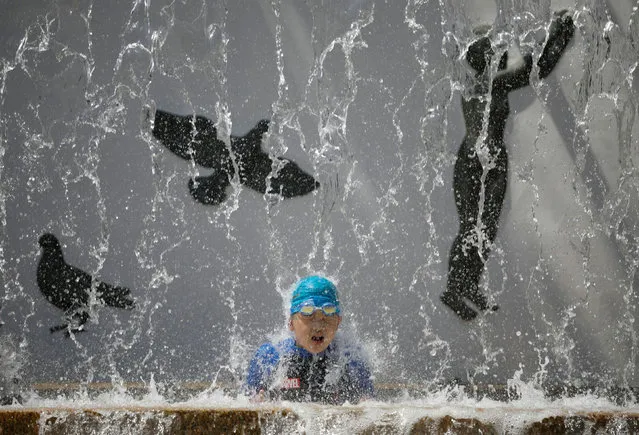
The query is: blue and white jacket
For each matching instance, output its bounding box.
[245,336,374,404]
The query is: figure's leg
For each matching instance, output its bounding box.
[444,230,485,320]
[442,139,483,319]
[456,242,491,311]
[441,284,477,320]
[481,146,508,243]
[463,145,508,311]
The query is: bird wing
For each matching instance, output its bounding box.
[152,110,229,169]
[50,263,92,311]
[95,280,135,309]
[231,119,270,156]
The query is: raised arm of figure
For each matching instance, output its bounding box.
[537,10,575,79]
[494,10,575,93]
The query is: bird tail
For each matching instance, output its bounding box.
[99,285,135,309]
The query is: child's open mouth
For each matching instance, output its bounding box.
[311,335,324,343]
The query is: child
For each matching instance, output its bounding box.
[245,275,374,404]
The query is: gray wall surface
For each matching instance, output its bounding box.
[0,0,638,395]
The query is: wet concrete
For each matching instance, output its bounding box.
[1,407,638,434]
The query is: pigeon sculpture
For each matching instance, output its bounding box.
[152,110,320,205]
[37,233,135,334]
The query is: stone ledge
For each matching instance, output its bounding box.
[1,408,638,434]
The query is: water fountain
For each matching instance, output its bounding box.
[0,0,638,432]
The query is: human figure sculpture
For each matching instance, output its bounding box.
[441,11,575,320]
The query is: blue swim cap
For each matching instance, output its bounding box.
[290,275,340,315]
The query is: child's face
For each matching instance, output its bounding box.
[289,311,341,354]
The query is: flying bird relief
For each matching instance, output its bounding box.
[151,110,320,205]
[37,233,135,335]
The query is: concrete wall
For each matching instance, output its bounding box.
[1,407,638,434]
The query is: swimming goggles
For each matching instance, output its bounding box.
[296,301,340,316]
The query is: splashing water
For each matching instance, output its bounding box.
[0,0,638,420]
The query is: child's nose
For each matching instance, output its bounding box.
[310,312,327,323]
